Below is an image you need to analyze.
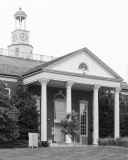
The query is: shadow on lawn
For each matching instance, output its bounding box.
[0,140,28,149]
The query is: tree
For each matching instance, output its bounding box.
[11,77,39,140]
[99,91,114,138]
[99,91,128,138]
[0,81,19,142]
[60,110,79,142]
[120,94,128,137]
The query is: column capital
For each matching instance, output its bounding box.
[115,87,121,94]
[39,78,49,86]
[93,85,101,91]
[66,81,74,88]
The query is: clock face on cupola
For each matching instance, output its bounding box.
[12,30,29,44]
[20,33,28,41]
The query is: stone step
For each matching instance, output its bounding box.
[48,143,87,147]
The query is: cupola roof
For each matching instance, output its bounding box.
[14,8,27,21]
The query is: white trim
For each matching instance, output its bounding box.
[0,76,18,82]
[23,71,120,88]
[121,92,128,95]
[44,49,121,79]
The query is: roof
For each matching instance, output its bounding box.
[23,47,123,81]
[14,8,27,17]
[0,55,44,77]
[121,83,128,90]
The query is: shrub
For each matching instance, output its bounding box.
[98,137,128,148]
[116,138,128,147]
[60,110,79,142]
[98,137,116,146]
[0,80,19,142]
[11,77,39,140]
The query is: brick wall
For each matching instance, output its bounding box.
[28,85,93,144]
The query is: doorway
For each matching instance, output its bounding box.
[54,90,66,142]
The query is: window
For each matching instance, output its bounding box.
[15,48,19,53]
[80,104,87,135]
[54,90,66,122]
[54,90,65,100]
[79,62,88,71]
[15,48,19,57]
[79,100,88,136]
[4,88,11,97]
[33,95,40,112]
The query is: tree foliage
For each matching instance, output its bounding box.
[0,81,19,142]
[99,91,128,138]
[60,110,79,142]
[99,91,114,138]
[11,77,39,140]
[120,94,128,137]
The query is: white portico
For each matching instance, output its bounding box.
[23,47,123,145]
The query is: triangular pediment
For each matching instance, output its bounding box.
[45,48,122,80]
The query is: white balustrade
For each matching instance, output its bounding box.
[0,48,57,62]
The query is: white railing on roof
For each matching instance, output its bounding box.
[0,48,57,62]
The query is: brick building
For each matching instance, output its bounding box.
[0,8,128,146]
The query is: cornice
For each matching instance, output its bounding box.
[0,74,18,82]
[42,69,123,83]
[22,68,123,86]
[8,44,33,48]
[11,29,30,33]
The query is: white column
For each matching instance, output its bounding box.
[24,19,26,30]
[39,78,49,143]
[20,16,21,29]
[66,81,74,143]
[93,85,100,145]
[114,87,121,139]
[15,19,17,30]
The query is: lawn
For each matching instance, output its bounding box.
[0,146,128,160]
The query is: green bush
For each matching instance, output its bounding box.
[60,110,79,142]
[0,81,19,142]
[11,77,39,140]
[98,137,128,147]
[98,137,116,146]
[116,138,128,147]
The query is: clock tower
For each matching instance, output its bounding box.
[8,8,33,55]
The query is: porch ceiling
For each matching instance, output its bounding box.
[30,79,114,91]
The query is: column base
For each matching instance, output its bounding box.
[42,141,47,147]
[93,143,98,146]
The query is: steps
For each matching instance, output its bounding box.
[48,143,87,147]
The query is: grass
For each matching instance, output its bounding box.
[0,146,128,160]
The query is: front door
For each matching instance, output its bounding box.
[54,97,66,142]
[54,123,65,142]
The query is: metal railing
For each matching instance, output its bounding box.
[0,48,57,62]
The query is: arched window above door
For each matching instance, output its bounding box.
[54,90,65,100]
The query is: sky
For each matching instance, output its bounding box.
[0,0,128,81]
